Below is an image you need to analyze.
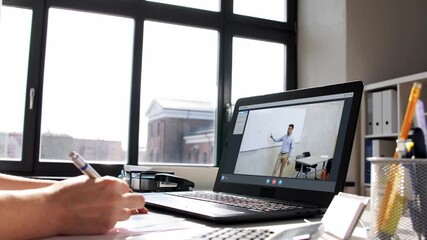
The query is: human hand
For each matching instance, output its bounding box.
[45,175,146,236]
[320,169,329,180]
[131,206,149,214]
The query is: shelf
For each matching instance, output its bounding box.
[360,71,427,196]
[364,134,398,139]
[364,71,427,91]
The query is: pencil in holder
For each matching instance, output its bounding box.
[368,157,427,239]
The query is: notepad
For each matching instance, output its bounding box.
[321,192,370,240]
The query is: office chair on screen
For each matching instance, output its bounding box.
[295,154,310,178]
[303,151,319,179]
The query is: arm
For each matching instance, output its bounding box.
[270,134,283,142]
[289,138,295,159]
[0,175,146,240]
[0,173,56,190]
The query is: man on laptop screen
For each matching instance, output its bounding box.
[270,123,295,177]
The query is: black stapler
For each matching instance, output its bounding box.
[124,166,195,192]
[154,173,195,191]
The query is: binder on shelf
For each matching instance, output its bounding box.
[373,91,383,135]
[365,139,395,186]
[365,139,373,184]
[366,92,374,135]
[382,89,398,134]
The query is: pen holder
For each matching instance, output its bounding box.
[368,157,427,239]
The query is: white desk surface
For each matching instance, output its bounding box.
[45,209,369,240]
[296,156,329,166]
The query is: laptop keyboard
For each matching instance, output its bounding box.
[192,228,275,240]
[166,191,303,212]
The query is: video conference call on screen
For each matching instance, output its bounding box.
[219,92,355,192]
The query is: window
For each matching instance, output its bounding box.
[148,124,153,137]
[140,21,218,164]
[0,0,296,176]
[41,8,134,163]
[234,0,287,22]
[231,37,286,103]
[0,6,32,162]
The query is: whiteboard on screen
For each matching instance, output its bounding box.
[240,107,306,152]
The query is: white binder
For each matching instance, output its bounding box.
[372,91,383,135]
[366,92,373,135]
[382,89,397,134]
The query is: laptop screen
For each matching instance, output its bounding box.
[214,82,363,206]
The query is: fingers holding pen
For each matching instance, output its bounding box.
[112,177,149,214]
[102,177,148,214]
[116,193,146,220]
[56,150,149,236]
[130,206,149,214]
[123,192,146,206]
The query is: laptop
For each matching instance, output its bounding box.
[143,81,364,223]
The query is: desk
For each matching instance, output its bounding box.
[45,209,368,240]
[296,156,329,178]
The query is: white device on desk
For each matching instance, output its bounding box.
[321,192,370,240]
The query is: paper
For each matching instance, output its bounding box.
[45,212,208,240]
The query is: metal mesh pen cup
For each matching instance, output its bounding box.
[368,157,427,239]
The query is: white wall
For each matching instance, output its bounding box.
[298,0,347,89]
[298,0,427,194]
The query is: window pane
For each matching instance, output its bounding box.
[0,6,32,161]
[232,37,286,104]
[234,0,287,22]
[140,21,218,165]
[147,0,220,12]
[41,8,134,162]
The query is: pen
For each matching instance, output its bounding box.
[68,151,147,214]
[69,151,136,195]
[397,82,422,148]
[69,151,101,179]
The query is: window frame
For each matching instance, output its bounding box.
[1,0,297,177]
[0,0,44,172]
